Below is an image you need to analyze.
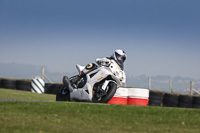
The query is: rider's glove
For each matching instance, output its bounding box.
[96,58,111,66]
[102,58,111,65]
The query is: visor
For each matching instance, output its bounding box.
[115,52,126,70]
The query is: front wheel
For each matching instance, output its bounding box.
[92,82,117,103]
[56,85,70,101]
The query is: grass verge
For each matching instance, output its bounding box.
[0,88,55,101]
[0,88,200,133]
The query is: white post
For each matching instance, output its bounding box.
[148,76,151,90]
[60,72,62,83]
[190,81,193,95]
[41,66,52,83]
[169,80,172,93]
[124,82,126,87]
[41,67,45,79]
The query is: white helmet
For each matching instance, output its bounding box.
[111,49,127,70]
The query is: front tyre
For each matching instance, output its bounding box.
[92,82,117,103]
[56,85,70,101]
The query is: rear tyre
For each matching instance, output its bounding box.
[192,96,200,108]
[163,93,179,107]
[44,83,52,94]
[56,85,70,101]
[0,79,1,88]
[148,91,164,106]
[1,79,16,89]
[178,95,193,108]
[92,82,117,103]
[16,80,31,91]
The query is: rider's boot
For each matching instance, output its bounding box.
[72,64,87,84]
[70,73,84,85]
[63,76,74,92]
[69,63,97,87]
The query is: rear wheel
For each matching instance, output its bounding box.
[56,85,70,101]
[92,82,117,103]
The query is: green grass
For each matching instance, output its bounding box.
[0,88,55,101]
[0,88,200,133]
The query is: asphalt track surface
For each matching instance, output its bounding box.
[0,98,110,106]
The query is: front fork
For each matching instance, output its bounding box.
[95,80,116,99]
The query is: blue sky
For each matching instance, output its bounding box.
[0,0,200,79]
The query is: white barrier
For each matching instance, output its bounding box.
[108,87,150,106]
[31,77,45,94]
[128,88,149,99]
[128,88,149,106]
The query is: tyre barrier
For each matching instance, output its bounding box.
[45,83,62,95]
[31,77,45,94]
[192,96,200,108]
[50,84,62,95]
[163,93,179,107]
[16,80,31,91]
[2,77,200,109]
[1,79,16,90]
[107,87,129,105]
[178,95,193,108]
[44,83,53,94]
[128,88,149,106]
[148,91,164,106]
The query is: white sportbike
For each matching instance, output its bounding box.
[56,59,126,103]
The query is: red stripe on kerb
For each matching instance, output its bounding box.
[107,97,127,105]
[128,98,149,106]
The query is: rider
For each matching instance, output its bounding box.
[63,49,127,101]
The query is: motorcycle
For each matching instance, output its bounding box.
[56,59,126,103]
